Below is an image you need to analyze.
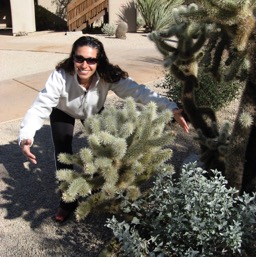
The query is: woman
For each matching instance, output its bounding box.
[19,36,189,222]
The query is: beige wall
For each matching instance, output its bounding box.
[37,0,57,13]
[10,0,36,34]
[108,0,137,32]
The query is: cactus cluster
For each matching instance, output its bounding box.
[182,1,256,81]
[185,0,256,51]
[195,122,231,172]
[56,98,175,220]
[150,2,256,193]
[149,5,225,172]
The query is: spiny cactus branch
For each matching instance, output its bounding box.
[56,97,176,220]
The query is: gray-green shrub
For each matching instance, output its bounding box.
[156,68,243,112]
[101,23,116,36]
[106,162,256,256]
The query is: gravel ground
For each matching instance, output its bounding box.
[0,31,164,83]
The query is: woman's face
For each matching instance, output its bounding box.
[73,45,98,84]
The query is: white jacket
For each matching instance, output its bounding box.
[19,69,177,144]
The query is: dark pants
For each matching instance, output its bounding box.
[50,108,78,211]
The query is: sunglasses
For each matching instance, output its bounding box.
[73,55,98,65]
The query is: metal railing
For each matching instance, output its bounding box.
[67,0,108,31]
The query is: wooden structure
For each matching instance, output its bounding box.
[0,0,136,35]
[67,0,108,31]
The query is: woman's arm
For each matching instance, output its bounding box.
[18,70,65,163]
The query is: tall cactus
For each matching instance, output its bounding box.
[225,43,256,194]
[149,5,228,173]
[56,98,175,220]
[150,1,256,193]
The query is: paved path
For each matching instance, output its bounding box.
[0,31,164,123]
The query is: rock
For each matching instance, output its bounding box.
[115,21,128,39]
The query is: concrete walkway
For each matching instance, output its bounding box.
[0,30,164,123]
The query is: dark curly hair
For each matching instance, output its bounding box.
[56,36,129,83]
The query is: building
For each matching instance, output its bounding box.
[0,0,36,35]
[0,0,137,35]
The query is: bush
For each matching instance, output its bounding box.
[106,162,256,256]
[156,67,243,112]
[101,23,116,36]
[136,0,183,31]
[136,14,145,30]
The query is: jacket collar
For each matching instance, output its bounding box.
[74,72,100,91]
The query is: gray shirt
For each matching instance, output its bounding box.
[19,68,177,144]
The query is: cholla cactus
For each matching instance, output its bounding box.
[185,0,256,52]
[225,43,256,193]
[149,5,224,171]
[150,2,256,193]
[181,1,256,81]
[195,122,231,172]
[56,97,175,220]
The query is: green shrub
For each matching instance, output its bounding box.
[106,162,256,256]
[135,0,183,31]
[136,14,145,30]
[156,67,243,111]
[101,23,116,36]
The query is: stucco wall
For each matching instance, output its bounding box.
[37,0,57,13]
[10,0,36,34]
[108,0,136,32]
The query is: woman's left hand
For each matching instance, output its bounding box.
[173,109,189,133]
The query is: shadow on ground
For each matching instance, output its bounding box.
[0,124,112,256]
[0,125,58,228]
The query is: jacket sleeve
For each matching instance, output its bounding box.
[18,70,65,145]
[110,77,178,111]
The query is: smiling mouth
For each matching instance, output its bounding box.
[78,69,90,74]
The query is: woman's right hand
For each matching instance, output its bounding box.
[20,139,37,164]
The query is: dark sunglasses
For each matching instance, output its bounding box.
[73,55,98,65]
